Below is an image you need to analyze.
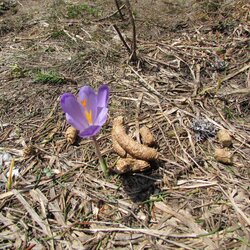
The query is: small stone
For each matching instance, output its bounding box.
[217,129,232,147]
[215,148,233,165]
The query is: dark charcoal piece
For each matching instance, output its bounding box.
[191,118,217,142]
[122,171,158,202]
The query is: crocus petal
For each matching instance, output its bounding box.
[79,125,102,138]
[97,84,109,108]
[61,93,88,130]
[95,107,108,126]
[61,85,109,138]
[78,86,98,122]
[65,113,84,131]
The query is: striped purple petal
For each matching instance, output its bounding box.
[79,125,102,138]
[60,84,109,139]
[61,93,88,131]
[97,84,109,108]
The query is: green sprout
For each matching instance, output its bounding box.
[10,63,25,78]
[34,70,66,84]
[66,3,100,18]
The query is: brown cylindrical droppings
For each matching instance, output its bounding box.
[215,148,233,165]
[217,129,232,147]
[65,126,77,144]
[112,134,127,157]
[112,116,158,161]
[140,126,156,146]
[114,158,150,174]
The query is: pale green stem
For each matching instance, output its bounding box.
[7,159,15,191]
[92,136,109,177]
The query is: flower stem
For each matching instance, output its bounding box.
[92,136,109,177]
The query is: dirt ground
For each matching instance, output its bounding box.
[0,0,249,249]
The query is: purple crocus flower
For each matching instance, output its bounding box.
[60,84,109,138]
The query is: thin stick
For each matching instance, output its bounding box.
[114,0,125,20]
[113,24,131,54]
[68,226,199,238]
[220,63,250,84]
[124,0,137,62]
[97,4,125,21]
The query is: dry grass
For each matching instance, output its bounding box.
[0,0,249,249]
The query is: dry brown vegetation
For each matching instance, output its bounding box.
[0,0,249,249]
